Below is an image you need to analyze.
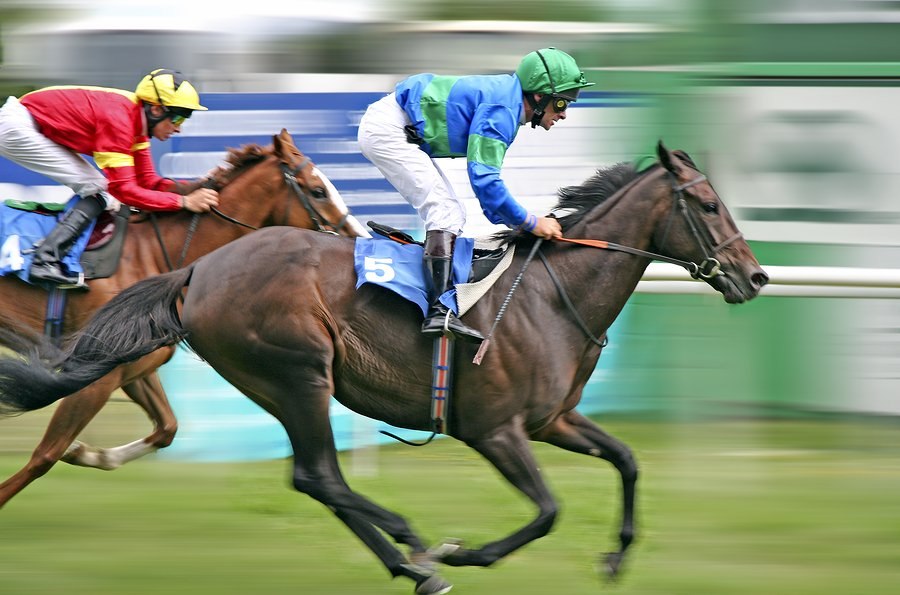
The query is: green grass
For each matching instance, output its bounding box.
[1,417,899,594]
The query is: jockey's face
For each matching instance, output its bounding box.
[147,104,182,141]
[525,94,568,131]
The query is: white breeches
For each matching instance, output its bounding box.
[357,93,466,235]
[0,96,116,209]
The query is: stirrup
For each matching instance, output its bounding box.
[29,264,89,291]
[422,309,483,343]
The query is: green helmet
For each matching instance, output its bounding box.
[516,47,594,100]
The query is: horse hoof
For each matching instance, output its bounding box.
[427,538,463,562]
[598,551,625,581]
[415,573,453,595]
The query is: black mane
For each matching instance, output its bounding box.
[552,162,642,230]
[493,161,645,243]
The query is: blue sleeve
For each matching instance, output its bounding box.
[465,104,527,228]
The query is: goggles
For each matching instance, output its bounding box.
[550,96,571,113]
[165,106,193,126]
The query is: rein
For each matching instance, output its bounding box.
[480,168,739,358]
[151,156,350,271]
[556,172,741,281]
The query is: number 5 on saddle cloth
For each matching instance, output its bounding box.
[354,231,516,438]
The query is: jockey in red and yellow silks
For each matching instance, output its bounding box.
[20,85,185,211]
[0,69,219,288]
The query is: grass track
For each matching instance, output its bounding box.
[1,417,899,594]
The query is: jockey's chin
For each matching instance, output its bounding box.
[152,129,176,142]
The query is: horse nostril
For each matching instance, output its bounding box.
[752,270,769,289]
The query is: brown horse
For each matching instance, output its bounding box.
[0,128,368,508]
[0,142,767,594]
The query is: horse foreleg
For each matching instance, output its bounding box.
[0,382,115,508]
[531,410,638,580]
[438,419,559,568]
[276,389,450,594]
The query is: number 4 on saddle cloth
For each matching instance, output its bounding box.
[0,196,127,284]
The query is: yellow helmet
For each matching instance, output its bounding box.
[134,69,207,111]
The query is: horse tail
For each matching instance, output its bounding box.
[0,266,194,416]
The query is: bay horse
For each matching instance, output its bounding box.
[0,128,369,509]
[0,142,767,594]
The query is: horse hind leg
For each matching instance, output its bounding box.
[63,372,178,469]
[531,410,638,580]
[0,380,116,508]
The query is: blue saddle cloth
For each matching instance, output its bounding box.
[0,196,95,283]
[354,236,475,316]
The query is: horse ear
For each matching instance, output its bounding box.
[657,140,680,174]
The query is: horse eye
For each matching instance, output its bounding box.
[702,202,719,214]
[311,187,328,200]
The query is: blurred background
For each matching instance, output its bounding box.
[2,0,900,451]
[1,2,899,593]
[3,0,897,447]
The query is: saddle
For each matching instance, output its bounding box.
[80,207,130,279]
[363,222,518,440]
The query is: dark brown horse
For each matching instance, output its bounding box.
[0,142,767,594]
[0,129,368,508]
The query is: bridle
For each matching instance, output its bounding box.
[556,167,742,280]
[477,165,742,359]
[537,166,742,352]
[152,155,353,271]
[658,171,743,279]
[276,160,351,235]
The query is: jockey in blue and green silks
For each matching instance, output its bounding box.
[358,47,594,343]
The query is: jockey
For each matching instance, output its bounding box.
[0,68,220,289]
[358,47,593,343]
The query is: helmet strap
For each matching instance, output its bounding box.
[526,93,552,129]
[143,104,167,136]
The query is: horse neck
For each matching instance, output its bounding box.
[215,158,287,228]
[541,170,672,333]
[572,168,667,252]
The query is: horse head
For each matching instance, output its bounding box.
[207,129,369,237]
[550,142,767,305]
[271,129,370,237]
[652,141,768,303]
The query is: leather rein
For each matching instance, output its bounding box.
[539,169,742,350]
[556,171,742,280]
[152,157,351,271]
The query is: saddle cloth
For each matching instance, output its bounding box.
[354,236,516,316]
[0,196,95,283]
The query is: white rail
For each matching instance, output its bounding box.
[639,264,900,298]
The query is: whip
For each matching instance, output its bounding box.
[472,238,543,365]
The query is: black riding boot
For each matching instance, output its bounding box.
[28,194,105,290]
[421,230,484,343]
